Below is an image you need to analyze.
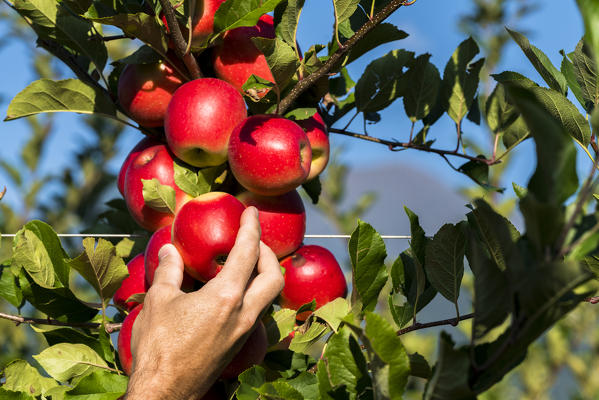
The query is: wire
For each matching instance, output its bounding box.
[0,233,411,239]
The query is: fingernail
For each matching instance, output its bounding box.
[249,206,259,218]
[158,244,172,261]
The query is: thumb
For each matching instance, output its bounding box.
[152,244,185,292]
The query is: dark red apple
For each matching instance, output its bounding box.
[172,192,246,281]
[165,78,247,167]
[144,225,196,291]
[280,245,347,320]
[212,14,275,95]
[118,304,143,376]
[237,190,305,258]
[113,254,146,311]
[123,142,190,231]
[118,137,159,196]
[117,61,183,127]
[297,112,330,180]
[228,115,312,196]
[190,0,227,48]
[220,320,268,379]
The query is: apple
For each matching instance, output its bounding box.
[228,115,312,196]
[279,245,347,320]
[117,61,183,127]
[113,254,146,311]
[220,320,268,379]
[160,0,226,50]
[212,14,275,95]
[144,225,196,292]
[165,78,247,167]
[118,304,143,376]
[123,142,190,231]
[237,190,305,258]
[172,192,246,281]
[117,137,159,196]
[296,112,330,180]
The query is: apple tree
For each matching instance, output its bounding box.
[1,0,599,398]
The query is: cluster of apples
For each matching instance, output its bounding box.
[111,2,348,392]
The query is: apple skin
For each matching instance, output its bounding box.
[220,320,268,379]
[228,115,312,196]
[117,62,183,127]
[113,254,146,311]
[172,192,246,282]
[296,113,330,180]
[165,78,247,167]
[117,137,159,196]
[123,142,190,231]
[237,190,305,258]
[212,14,275,95]
[279,245,347,320]
[190,0,227,48]
[118,304,143,376]
[144,225,196,292]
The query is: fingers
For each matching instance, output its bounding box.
[151,244,184,294]
[242,242,285,317]
[216,207,261,289]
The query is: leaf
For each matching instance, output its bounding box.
[264,308,297,345]
[5,79,117,121]
[173,161,201,197]
[484,83,518,135]
[424,223,466,307]
[348,220,388,312]
[0,389,34,400]
[116,45,162,65]
[3,360,59,396]
[141,178,176,213]
[252,37,299,87]
[68,238,128,304]
[313,298,350,332]
[355,49,414,112]
[458,159,503,192]
[560,50,587,110]
[404,206,426,263]
[274,0,305,47]
[285,108,317,121]
[302,176,322,204]
[242,74,276,102]
[576,0,599,69]
[289,321,329,355]
[345,23,408,65]
[63,370,128,398]
[569,40,599,112]
[0,265,23,308]
[213,0,286,34]
[115,238,134,259]
[507,28,567,94]
[12,230,54,289]
[333,0,361,38]
[408,353,431,379]
[402,54,441,122]
[33,326,111,362]
[33,343,110,382]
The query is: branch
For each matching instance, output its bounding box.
[158,0,202,79]
[0,186,6,201]
[278,0,409,114]
[329,128,499,165]
[0,312,122,333]
[397,313,474,336]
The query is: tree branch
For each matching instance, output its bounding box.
[158,0,202,79]
[329,128,499,165]
[278,0,410,114]
[0,312,122,333]
[397,313,474,336]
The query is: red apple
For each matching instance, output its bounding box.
[279,245,347,320]
[144,225,196,291]
[297,113,330,180]
[228,115,312,196]
[113,254,146,311]
[237,190,305,258]
[123,142,190,231]
[212,14,275,95]
[190,0,227,48]
[118,137,158,196]
[220,320,268,379]
[118,304,143,376]
[165,78,247,167]
[172,192,246,281]
[117,61,183,127]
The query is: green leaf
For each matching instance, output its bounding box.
[173,161,201,197]
[5,79,117,121]
[285,107,318,121]
[507,28,567,94]
[348,220,388,312]
[333,0,361,38]
[484,83,518,135]
[213,0,286,34]
[576,0,599,70]
[115,238,134,259]
[264,308,297,345]
[402,54,441,122]
[408,353,431,379]
[33,326,110,362]
[345,23,408,65]
[274,0,305,47]
[242,74,276,102]
[404,206,426,263]
[396,250,437,326]
[302,176,322,205]
[236,366,266,400]
[0,265,23,308]
[116,45,162,65]
[252,37,299,88]
[68,238,128,304]
[569,40,599,112]
[33,343,110,382]
[355,49,414,112]
[424,223,466,307]
[458,159,503,192]
[313,298,350,332]
[0,388,35,399]
[3,359,59,396]
[141,178,177,214]
[560,50,587,110]
[63,370,128,399]
[197,164,228,193]
[289,321,329,355]
[502,116,530,149]
[12,229,54,289]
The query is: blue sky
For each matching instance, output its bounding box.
[0,1,588,214]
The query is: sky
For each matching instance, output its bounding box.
[0,0,588,220]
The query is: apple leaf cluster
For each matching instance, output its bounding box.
[2,0,599,399]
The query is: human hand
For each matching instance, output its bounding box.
[124,207,284,400]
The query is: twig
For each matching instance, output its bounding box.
[158,0,202,79]
[0,312,122,333]
[329,128,499,165]
[0,186,5,201]
[97,34,131,42]
[278,0,409,114]
[396,313,474,336]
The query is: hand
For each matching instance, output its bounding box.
[124,207,284,400]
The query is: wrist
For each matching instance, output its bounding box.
[125,368,181,400]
